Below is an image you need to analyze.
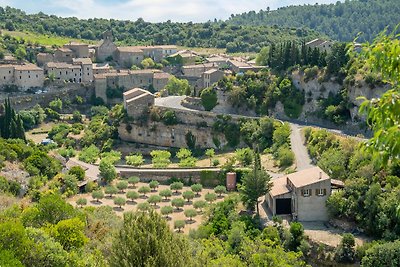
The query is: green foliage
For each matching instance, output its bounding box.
[114,197,126,208]
[205,148,215,166]
[149,180,159,191]
[110,211,191,266]
[200,87,218,111]
[49,98,62,112]
[235,148,253,167]
[100,150,121,164]
[138,186,151,197]
[105,186,118,197]
[165,76,190,96]
[275,145,295,168]
[125,154,144,167]
[128,176,140,187]
[99,159,117,184]
[171,198,185,210]
[228,0,399,43]
[174,220,185,232]
[200,170,219,187]
[116,181,128,193]
[214,185,227,197]
[176,148,197,167]
[193,200,207,212]
[334,233,356,264]
[361,240,400,267]
[160,206,173,217]
[239,152,271,214]
[49,217,88,251]
[79,145,100,164]
[161,110,178,126]
[147,195,162,206]
[212,115,240,148]
[185,131,196,150]
[159,189,172,200]
[205,192,217,203]
[137,202,152,212]
[92,190,104,202]
[182,190,195,202]
[287,222,305,252]
[191,184,203,196]
[0,99,26,140]
[141,57,155,69]
[68,166,85,181]
[76,198,87,207]
[151,150,171,168]
[184,208,197,221]
[126,191,139,201]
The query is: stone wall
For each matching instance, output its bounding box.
[118,167,221,184]
[0,84,94,111]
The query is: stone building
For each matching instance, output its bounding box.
[114,47,144,68]
[267,167,332,221]
[54,48,75,63]
[45,62,82,82]
[64,42,90,58]
[123,88,155,118]
[202,69,224,88]
[94,69,170,102]
[305,39,334,53]
[96,31,118,62]
[0,64,44,90]
[182,63,216,78]
[72,58,93,83]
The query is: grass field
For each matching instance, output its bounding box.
[2,30,95,46]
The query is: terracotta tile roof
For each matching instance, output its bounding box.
[57,48,73,53]
[117,46,143,53]
[14,64,43,71]
[288,166,330,188]
[46,62,80,69]
[153,72,171,79]
[72,58,92,65]
[269,176,291,197]
[204,68,220,75]
[0,64,15,68]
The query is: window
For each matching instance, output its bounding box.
[316,189,327,196]
[28,75,30,78]
[301,189,311,197]
[3,77,5,80]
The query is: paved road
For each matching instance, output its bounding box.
[290,123,314,171]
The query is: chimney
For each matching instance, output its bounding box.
[319,172,322,180]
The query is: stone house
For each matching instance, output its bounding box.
[153,72,171,91]
[64,42,90,58]
[202,69,224,88]
[96,31,118,62]
[54,48,75,63]
[267,167,332,221]
[114,47,144,68]
[72,58,93,83]
[137,46,163,63]
[0,64,44,90]
[182,63,216,78]
[159,45,178,58]
[305,39,334,53]
[123,88,155,119]
[228,60,265,73]
[45,62,82,83]
[93,63,111,75]
[167,50,199,65]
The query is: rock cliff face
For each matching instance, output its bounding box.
[290,70,388,123]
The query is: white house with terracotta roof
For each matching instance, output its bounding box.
[267,166,332,221]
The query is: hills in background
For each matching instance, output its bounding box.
[0,0,399,53]
[229,0,400,42]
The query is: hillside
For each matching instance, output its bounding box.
[228,0,400,42]
[0,6,322,53]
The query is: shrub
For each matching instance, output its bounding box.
[214,185,227,196]
[128,176,140,188]
[151,150,171,168]
[235,148,253,167]
[161,206,173,218]
[149,181,160,191]
[200,87,218,111]
[304,66,318,81]
[184,209,197,221]
[79,145,99,164]
[92,190,104,202]
[126,191,139,202]
[170,182,184,193]
[335,233,356,264]
[105,186,118,197]
[68,166,85,181]
[125,154,144,167]
[76,198,87,208]
[191,184,203,196]
[193,200,207,212]
[137,202,151,212]
[114,197,126,208]
[182,190,195,202]
[276,146,295,168]
[174,220,185,232]
[205,192,217,203]
[161,110,178,125]
[147,195,162,207]
[138,186,151,197]
[159,189,172,200]
[171,198,185,210]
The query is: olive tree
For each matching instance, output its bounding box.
[128,176,140,188]
[76,198,87,208]
[147,195,162,207]
[191,184,203,196]
[105,186,118,197]
[159,189,172,200]
[160,206,173,219]
[114,197,126,209]
[174,220,185,233]
[171,198,185,211]
[193,200,207,212]
[149,181,160,192]
[184,209,197,221]
[117,181,129,193]
[138,186,151,197]
[205,192,217,204]
[126,191,139,203]
[91,190,104,203]
[214,185,227,197]
[182,190,195,203]
[170,182,184,194]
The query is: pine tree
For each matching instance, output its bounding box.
[0,99,26,140]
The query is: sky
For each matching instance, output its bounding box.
[0,0,340,22]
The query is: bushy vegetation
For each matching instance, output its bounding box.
[0,6,320,53]
[228,0,400,43]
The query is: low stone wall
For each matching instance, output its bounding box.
[118,167,221,185]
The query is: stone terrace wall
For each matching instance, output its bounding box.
[1,84,94,111]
